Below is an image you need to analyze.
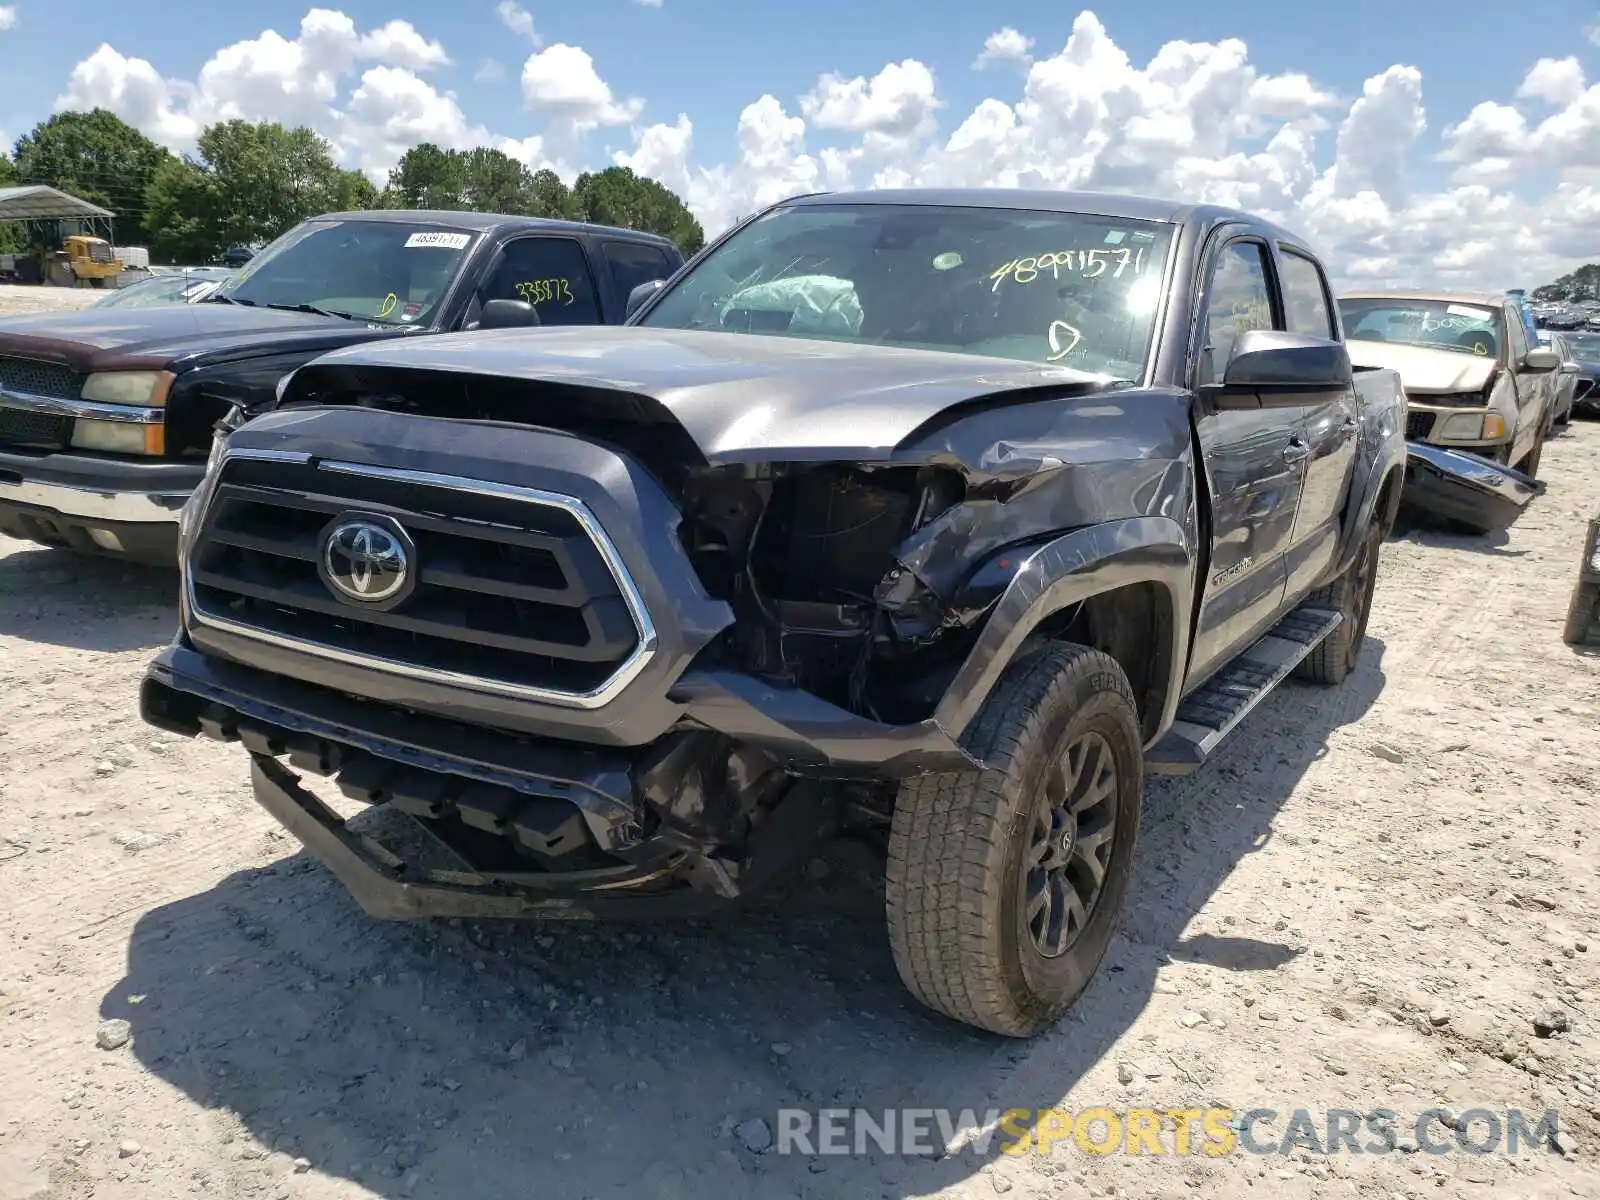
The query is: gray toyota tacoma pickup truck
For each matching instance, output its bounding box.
[140,189,1407,1037]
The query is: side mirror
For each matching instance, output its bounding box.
[478,298,541,330]
[1212,329,1353,408]
[1522,347,1561,372]
[625,279,665,321]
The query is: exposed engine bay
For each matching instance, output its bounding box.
[267,363,1141,727]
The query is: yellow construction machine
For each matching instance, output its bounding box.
[40,234,124,288]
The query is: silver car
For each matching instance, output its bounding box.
[1537,329,1578,427]
[92,267,234,310]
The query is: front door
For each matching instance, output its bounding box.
[1186,236,1306,688]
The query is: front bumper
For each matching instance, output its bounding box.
[0,448,200,562]
[140,642,842,918]
[1401,442,1543,531]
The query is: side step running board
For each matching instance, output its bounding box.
[1146,605,1343,776]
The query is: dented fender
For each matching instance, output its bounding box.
[931,515,1195,746]
[1330,367,1409,576]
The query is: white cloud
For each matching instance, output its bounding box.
[800,60,939,144]
[50,6,1600,290]
[0,6,17,31]
[495,1,540,44]
[634,0,663,7]
[974,27,1033,70]
[475,58,505,84]
[357,19,450,71]
[1518,57,1585,107]
[57,44,198,146]
[520,43,643,134]
[55,9,509,184]
[335,65,487,177]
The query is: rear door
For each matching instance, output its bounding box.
[1186,234,1306,687]
[598,240,679,314]
[1274,245,1358,598]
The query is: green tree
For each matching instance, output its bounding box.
[11,109,174,243]
[1534,265,1600,302]
[333,168,379,211]
[526,167,582,221]
[382,142,470,209]
[571,165,703,254]
[143,121,369,261]
[461,147,533,213]
[197,121,351,244]
[382,144,544,215]
[0,154,14,187]
[142,158,225,262]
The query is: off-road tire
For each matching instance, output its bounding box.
[1293,520,1383,685]
[885,643,1143,1038]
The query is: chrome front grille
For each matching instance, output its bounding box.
[184,452,656,708]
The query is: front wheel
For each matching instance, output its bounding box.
[885,643,1143,1037]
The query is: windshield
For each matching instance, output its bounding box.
[1565,331,1600,361]
[638,203,1174,380]
[1338,297,1506,358]
[210,218,479,325]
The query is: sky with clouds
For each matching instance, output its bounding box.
[2,1,1598,291]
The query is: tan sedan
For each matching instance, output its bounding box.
[1337,290,1560,478]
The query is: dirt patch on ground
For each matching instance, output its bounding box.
[0,284,105,317]
[0,424,1596,1198]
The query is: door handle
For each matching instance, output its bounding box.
[1282,438,1312,462]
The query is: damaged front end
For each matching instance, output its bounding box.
[141,359,1190,917]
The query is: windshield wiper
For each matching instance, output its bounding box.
[202,294,256,306]
[264,301,362,322]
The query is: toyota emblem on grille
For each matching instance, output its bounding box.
[319,515,415,608]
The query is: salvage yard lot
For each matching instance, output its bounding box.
[1,426,1598,1198]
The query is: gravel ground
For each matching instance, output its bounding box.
[0,284,105,316]
[0,398,1597,1197]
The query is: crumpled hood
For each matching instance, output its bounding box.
[287,325,1120,462]
[1346,338,1497,395]
[0,302,407,373]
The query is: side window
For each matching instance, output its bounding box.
[1277,249,1335,339]
[1504,305,1528,364]
[482,237,601,325]
[1198,241,1276,386]
[601,240,675,305]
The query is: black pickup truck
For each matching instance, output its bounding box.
[140,189,1407,1037]
[0,210,683,562]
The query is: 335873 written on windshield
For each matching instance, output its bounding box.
[991,247,1147,290]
